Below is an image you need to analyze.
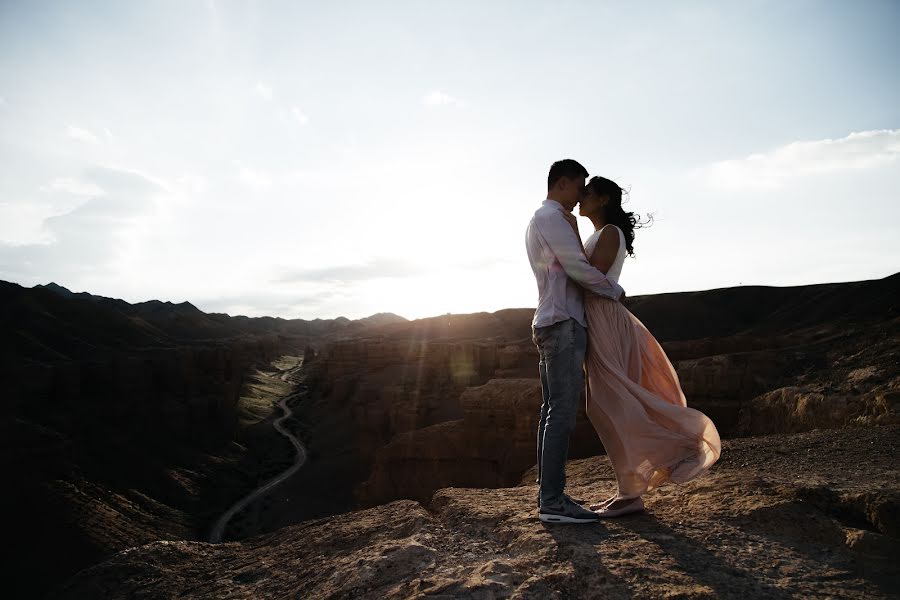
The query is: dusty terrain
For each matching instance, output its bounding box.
[53,424,900,599]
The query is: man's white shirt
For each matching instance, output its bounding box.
[525,199,624,329]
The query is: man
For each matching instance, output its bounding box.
[525,158,625,524]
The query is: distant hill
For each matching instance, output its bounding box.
[352,311,408,328]
[1,280,407,363]
[362,272,900,343]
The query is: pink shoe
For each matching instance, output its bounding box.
[594,496,644,518]
[588,495,618,511]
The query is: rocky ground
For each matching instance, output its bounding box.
[52,424,900,599]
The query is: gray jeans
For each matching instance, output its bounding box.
[532,318,587,507]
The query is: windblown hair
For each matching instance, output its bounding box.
[547,159,589,190]
[586,175,653,257]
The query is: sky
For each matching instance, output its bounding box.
[1,0,898,320]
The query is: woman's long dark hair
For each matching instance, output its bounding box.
[586,175,653,257]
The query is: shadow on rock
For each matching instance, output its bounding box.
[541,522,634,599]
[618,512,795,600]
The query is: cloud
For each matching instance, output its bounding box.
[40,177,107,196]
[290,106,309,125]
[273,258,426,284]
[423,90,463,107]
[254,81,273,100]
[237,166,272,188]
[698,128,900,189]
[453,256,518,271]
[0,166,167,280]
[193,288,341,317]
[0,202,57,245]
[83,164,167,201]
[172,173,208,195]
[66,125,100,144]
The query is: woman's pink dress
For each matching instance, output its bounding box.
[583,225,721,499]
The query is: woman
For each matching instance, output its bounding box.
[578,175,721,518]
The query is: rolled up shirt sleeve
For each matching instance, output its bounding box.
[534,211,624,300]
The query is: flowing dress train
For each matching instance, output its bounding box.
[583,225,721,499]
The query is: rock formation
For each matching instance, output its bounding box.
[299,273,899,512]
[303,344,317,364]
[357,378,603,507]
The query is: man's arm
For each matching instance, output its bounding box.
[534,211,624,300]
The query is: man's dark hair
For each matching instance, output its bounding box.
[547,159,589,190]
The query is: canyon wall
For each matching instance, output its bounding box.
[0,279,397,597]
[3,332,303,598]
[301,274,899,510]
[7,334,286,444]
[356,378,605,507]
[309,339,512,456]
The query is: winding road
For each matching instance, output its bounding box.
[209,381,308,544]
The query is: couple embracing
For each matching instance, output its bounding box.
[525,159,722,524]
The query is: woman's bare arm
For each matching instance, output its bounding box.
[588,226,620,274]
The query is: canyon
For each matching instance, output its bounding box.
[4,273,897,598]
[1,280,404,597]
[291,273,898,515]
